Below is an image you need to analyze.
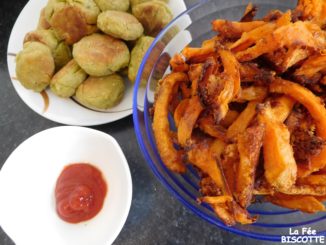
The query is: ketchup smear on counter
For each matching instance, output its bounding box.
[55,163,107,223]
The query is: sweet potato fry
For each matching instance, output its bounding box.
[275,21,325,48]
[240,3,257,22]
[281,185,326,196]
[182,39,216,60]
[321,76,326,85]
[153,2,326,226]
[234,86,268,102]
[270,78,326,177]
[320,166,326,174]
[213,49,240,121]
[239,63,275,84]
[198,195,232,204]
[230,23,276,52]
[170,53,189,72]
[187,138,226,191]
[198,115,226,141]
[177,95,204,146]
[232,201,257,224]
[236,21,325,62]
[316,196,326,202]
[226,101,258,139]
[212,203,236,226]
[266,193,325,213]
[220,144,238,193]
[168,81,182,113]
[220,110,239,128]
[297,175,326,186]
[153,72,188,173]
[253,187,274,195]
[180,82,191,99]
[236,123,265,207]
[188,63,204,96]
[262,9,283,22]
[294,54,326,83]
[281,47,311,71]
[235,35,278,62]
[265,47,310,72]
[174,99,189,127]
[268,96,296,122]
[231,8,293,53]
[198,57,219,105]
[259,105,297,191]
[295,0,326,27]
[212,20,265,39]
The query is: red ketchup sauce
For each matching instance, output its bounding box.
[55,163,107,223]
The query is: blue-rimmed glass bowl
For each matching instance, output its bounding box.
[132,0,326,241]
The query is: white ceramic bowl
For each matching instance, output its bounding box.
[0,126,132,245]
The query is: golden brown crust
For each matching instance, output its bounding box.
[73,33,130,76]
[50,5,91,45]
[153,72,189,173]
[236,123,265,207]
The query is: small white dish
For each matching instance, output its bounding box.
[7,0,187,126]
[0,126,132,245]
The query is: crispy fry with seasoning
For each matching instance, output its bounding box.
[182,38,216,61]
[270,78,326,177]
[240,3,257,22]
[212,20,265,39]
[177,95,204,146]
[294,0,326,27]
[187,138,226,192]
[174,98,189,127]
[267,193,325,213]
[234,86,267,102]
[227,101,258,139]
[213,48,240,121]
[297,175,326,186]
[152,1,326,226]
[198,115,226,141]
[170,53,189,72]
[153,72,188,173]
[294,54,326,84]
[259,104,297,191]
[236,123,265,207]
[220,110,239,128]
[236,21,325,62]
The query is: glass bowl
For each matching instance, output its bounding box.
[132,0,326,241]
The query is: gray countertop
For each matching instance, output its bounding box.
[0,0,280,244]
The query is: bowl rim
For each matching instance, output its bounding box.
[132,0,326,241]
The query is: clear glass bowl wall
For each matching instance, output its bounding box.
[133,0,326,241]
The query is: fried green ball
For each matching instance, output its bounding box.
[50,60,87,97]
[24,29,72,69]
[132,1,173,36]
[128,36,154,84]
[16,42,55,92]
[49,5,98,45]
[97,10,143,41]
[73,33,130,76]
[45,0,100,24]
[94,0,129,12]
[130,0,168,7]
[76,74,125,109]
[44,0,99,44]
[37,8,51,30]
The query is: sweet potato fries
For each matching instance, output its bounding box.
[152,0,326,226]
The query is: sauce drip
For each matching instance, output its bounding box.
[40,90,49,113]
[55,163,107,223]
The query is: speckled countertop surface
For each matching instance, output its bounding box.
[0,0,282,244]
